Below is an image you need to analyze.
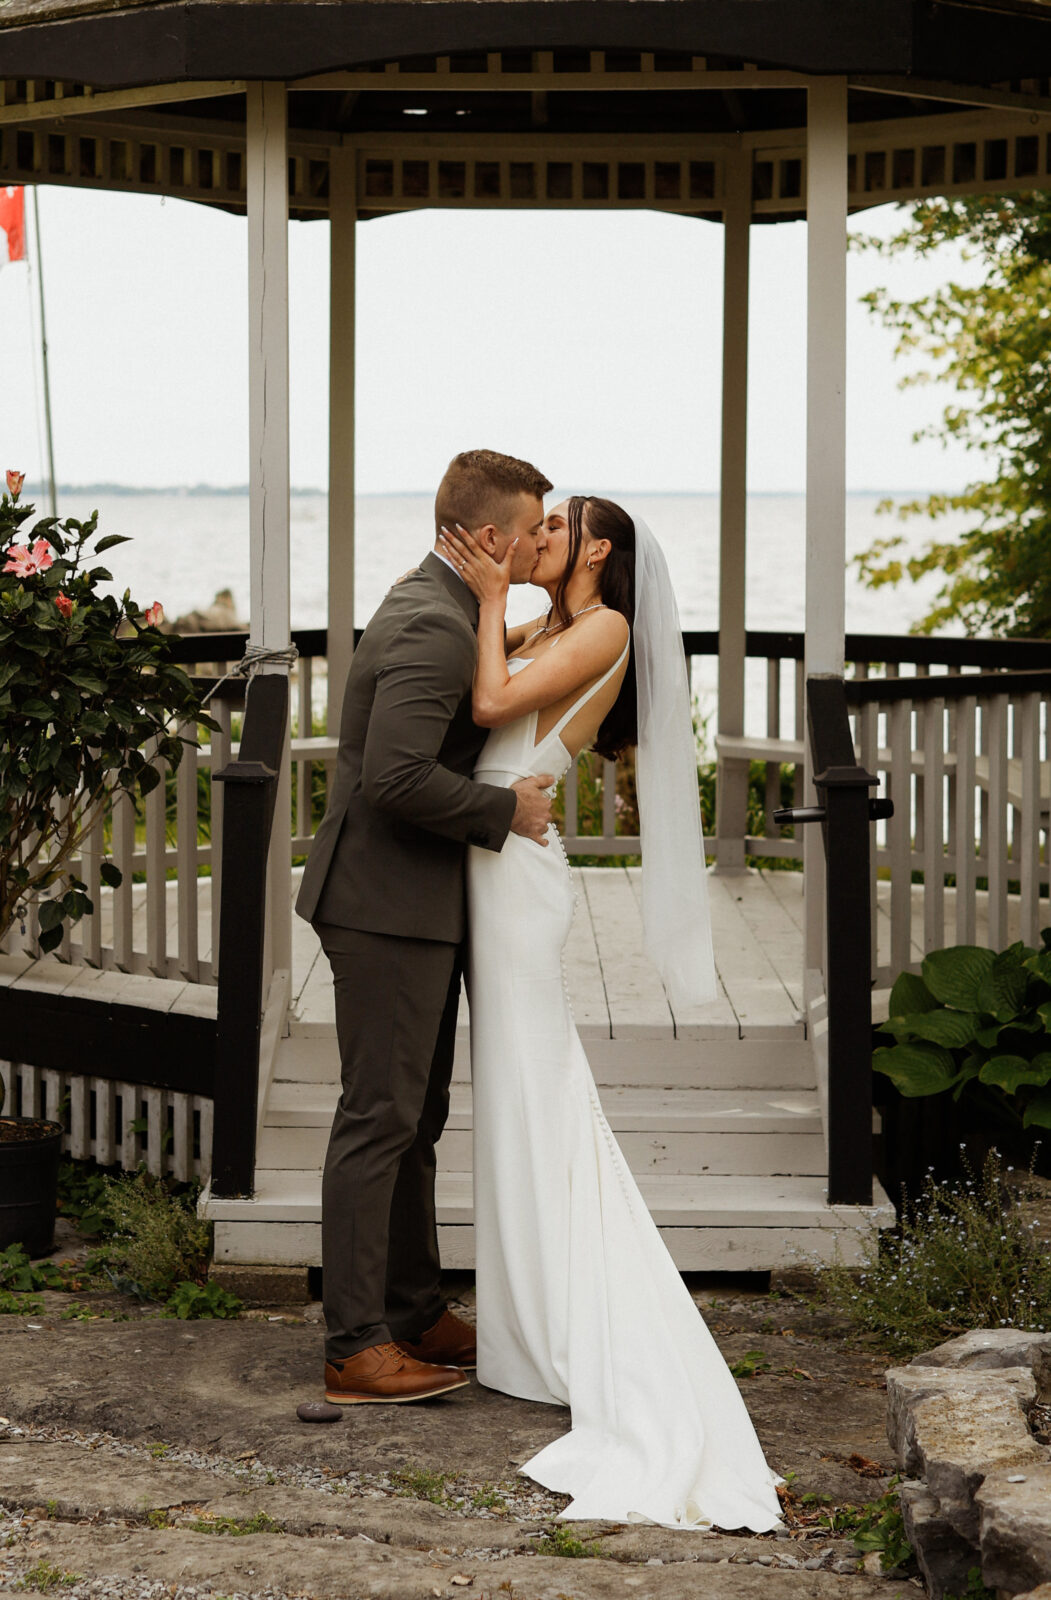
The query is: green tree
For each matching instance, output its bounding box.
[853,192,1051,637]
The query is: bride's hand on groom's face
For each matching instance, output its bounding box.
[439,524,514,608]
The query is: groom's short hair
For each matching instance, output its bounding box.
[435,450,552,535]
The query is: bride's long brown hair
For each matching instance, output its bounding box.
[549,495,638,760]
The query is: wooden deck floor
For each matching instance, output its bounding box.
[290,866,809,1043]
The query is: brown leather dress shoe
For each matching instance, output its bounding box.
[396,1307,477,1370]
[324,1341,468,1405]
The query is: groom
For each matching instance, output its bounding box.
[296,449,554,1404]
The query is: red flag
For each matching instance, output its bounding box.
[0,186,26,267]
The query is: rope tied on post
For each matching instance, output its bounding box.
[199,641,299,706]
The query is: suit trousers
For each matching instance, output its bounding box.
[316,922,461,1360]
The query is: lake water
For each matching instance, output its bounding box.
[65,488,968,737]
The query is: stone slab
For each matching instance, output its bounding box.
[899,1480,979,1600]
[976,1463,1051,1597]
[911,1329,1051,1403]
[1,1518,895,1600]
[885,1365,1043,1541]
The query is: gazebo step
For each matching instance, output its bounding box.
[270,1032,817,1090]
[259,1084,836,1177]
[206,1171,894,1272]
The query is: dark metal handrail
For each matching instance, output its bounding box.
[165,625,1051,672]
[210,672,288,1198]
[775,676,892,1208]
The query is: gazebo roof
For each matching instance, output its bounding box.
[3,0,1051,88]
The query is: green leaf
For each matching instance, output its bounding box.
[93,534,132,554]
[873,1041,957,1097]
[901,1009,982,1049]
[1024,950,1051,989]
[37,924,63,954]
[37,899,64,933]
[922,946,997,1011]
[66,670,106,694]
[99,862,122,889]
[137,764,162,797]
[1024,1091,1051,1129]
[978,1053,1051,1093]
[889,970,940,1017]
[976,948,1031,1021]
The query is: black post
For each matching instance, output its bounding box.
[210,673,288,1198]
[806,678,878,1207]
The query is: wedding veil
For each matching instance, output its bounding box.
[629,511,718,1009]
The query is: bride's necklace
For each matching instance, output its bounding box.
[523,601,607,647]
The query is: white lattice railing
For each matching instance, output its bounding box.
[850,674,1051,985]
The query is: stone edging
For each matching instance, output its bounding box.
[886,1329,1051,1599]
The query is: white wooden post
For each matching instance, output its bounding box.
[715,146,751,874]
[803,77,848,995]
[246,81,292,979]
[327,144,357,735]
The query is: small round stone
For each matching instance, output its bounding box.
[296,1400,344,1424]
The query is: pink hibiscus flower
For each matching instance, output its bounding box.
[54,593,74,620]
[144,601,164,628]
[3,538,54,578]
[5,470,25,499]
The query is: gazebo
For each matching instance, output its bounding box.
[3,0,1051,1277]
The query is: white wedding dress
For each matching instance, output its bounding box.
[467,649,783,1532]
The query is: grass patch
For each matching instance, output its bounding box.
[728,1349,771,1379]
[15,1561,82,1592]
[807,1151,1051,1357]
[184,1511,281,1537]
[535,1526,600,1559]
[0,1290,44,1317]
[165,1279,241,1320]
[390,1465,453,1506]
[470,1484,508,1513]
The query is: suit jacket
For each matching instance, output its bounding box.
[296,552,517,943]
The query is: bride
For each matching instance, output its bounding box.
[437,498,783,1533]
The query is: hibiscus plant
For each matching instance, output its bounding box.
[0,470,213,956]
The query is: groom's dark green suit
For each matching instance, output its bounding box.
[296,552,516,1359]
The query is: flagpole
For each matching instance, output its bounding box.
[31,187,57,518]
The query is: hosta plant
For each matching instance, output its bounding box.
[0,471,211,956]
[874,934,1051,1130]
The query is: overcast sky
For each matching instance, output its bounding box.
[0,187,984,495]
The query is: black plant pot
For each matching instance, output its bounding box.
[0,1117,64,1257]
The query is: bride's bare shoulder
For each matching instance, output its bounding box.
[581,607,630,658]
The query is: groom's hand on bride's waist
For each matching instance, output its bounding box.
[509,775,554,845]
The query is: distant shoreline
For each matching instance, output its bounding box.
[21,483,951,499]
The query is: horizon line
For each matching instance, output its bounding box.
[18,482,962,499]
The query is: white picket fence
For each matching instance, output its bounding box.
[0,1059,210,1181]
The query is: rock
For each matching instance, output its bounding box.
[899,1480,979,1600]
[295,1401,343,1424]
[885,1365,1041,1540]
[1012,1588,1051,1600]
[911,1330,1051,1402]
[976,1463,1051,1596]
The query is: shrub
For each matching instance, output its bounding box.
[89,1169,211,1302]
[809,1151,1051,1356]
[875,934,1051,1132]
